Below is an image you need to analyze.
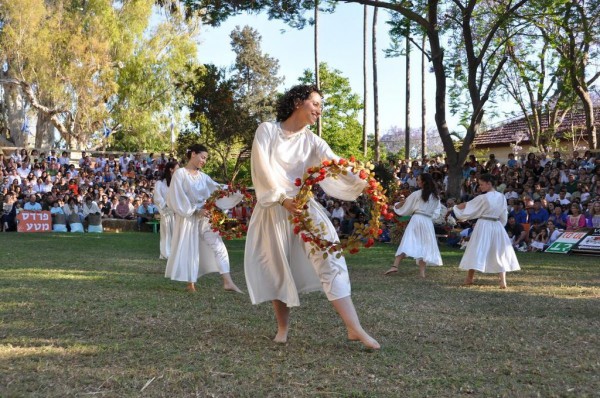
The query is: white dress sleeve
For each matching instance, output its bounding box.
[153,180,167,213]
[453,194,488,221]
[167,169,195,218]
[393,190,421,216]
[251,123,288,206]
[312,134,367,201]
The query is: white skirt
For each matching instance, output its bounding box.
[459,219,521,273]
[244,198,351,307]
[395,214,443,266]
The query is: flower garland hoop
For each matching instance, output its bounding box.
[204,184,254,240]
[290,156,393,257]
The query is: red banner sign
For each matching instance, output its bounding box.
[17,211,52,233]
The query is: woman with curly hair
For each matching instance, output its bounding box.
[244,84,379,349]
[383,173,443,278]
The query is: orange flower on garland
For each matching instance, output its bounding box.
[289,158,393,257]
[204,184,254,240]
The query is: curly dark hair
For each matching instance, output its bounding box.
[276,84,322,122]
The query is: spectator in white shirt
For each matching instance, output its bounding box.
[59,151,71,166]
[544,186,560,203]
[16,164,31,179]
[504,185,519,201]
[119,152,131,170]
[82,196,102,218]
[67,164,79,177]
[7,169,21,186]
[538,152,550,167]
[33,178,46,193]
[94,154,106,171]
[330,201,345,221]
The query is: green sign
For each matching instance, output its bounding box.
[546,241,575,253]
[545,232,588,254]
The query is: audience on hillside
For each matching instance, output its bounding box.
[0,148,599,251]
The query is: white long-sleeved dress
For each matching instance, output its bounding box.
[165,168,231,283]
[154,179,174,260]
[452,190,520,273]
[244,122,366,307]
[393,190,443,266]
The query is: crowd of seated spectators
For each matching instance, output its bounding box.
[308,149,599,251]
[2,147,599,250]
[0,148,176,232]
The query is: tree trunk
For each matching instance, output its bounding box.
[35,112,54,148]
[372,2,380,162]
[362,5,369,158]
[404,24,410,160]
[446,162,463,200]
[1,79,27,147]
[575,87,597,150]
[428,21,462,200]
[314,1,322,137]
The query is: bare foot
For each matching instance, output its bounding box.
[273,330,288,344]
[418,263,426,279]
[383,265,398,275]
[463,279,474,286]
[348,330,381,350]
[498,273,507,289]
[185,283,196,293]
[223,282,243,294]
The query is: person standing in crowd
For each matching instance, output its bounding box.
[384,173,443,278]
[244,84,379,349]
[451,174,520,289]
[1,193,17,232]
[165,144,242,294]
[153,161,179,260]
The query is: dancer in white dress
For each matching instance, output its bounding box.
[244,85,379,349]
[451,174,520,289]
[154,161,178,260]
[384,173,442,278]
[165,144,242,293]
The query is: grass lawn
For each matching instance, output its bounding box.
[1,233,599,397]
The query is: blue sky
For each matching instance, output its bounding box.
[195,4,449,136]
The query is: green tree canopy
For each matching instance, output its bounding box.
[299,62,372,161]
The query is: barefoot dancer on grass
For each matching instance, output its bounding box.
[451,174,520,289]
[244,85,379,349]
[384,173,443,278]
[165,144,242,294]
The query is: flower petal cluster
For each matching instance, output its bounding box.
[290,157,393,257]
